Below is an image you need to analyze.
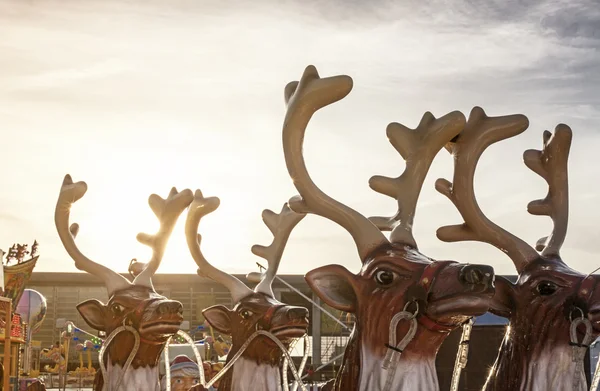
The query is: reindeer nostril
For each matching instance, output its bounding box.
[470,269,484,284]
[460,265,494,287]
[157,301,183,315]
[288,307,309,321]
[170,302,183,315]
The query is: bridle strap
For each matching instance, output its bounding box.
[577,275,596,303]
[418,313,456,333]
[255,304,285,331]
[121,298,165,345]
[418,261,457,293]
[416,261,458,333]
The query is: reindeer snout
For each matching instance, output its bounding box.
[157,300,183,315]
[286,307,309,322]
[460,265,494,288]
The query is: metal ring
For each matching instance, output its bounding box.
[403,300,419,318]
[570,306,585,322]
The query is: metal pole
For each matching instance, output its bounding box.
[301,353,345,379]
[2,298,12,391]
[312,293,322,367]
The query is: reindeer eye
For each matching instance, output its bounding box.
[239,309,254,319]
[375,270,396,286]
[537,281,558,296]
[111,304,125,316]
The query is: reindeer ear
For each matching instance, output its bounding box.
[489,276,515,318]
[305,265,359,313]
[76,299,107,331]
[203,305,233,335]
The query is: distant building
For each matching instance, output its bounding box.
[25,273,594,389]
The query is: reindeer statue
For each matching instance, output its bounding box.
[185,190,310,391]
[280,65,497,391]
[54,174,193,391]
[434,108,600,391]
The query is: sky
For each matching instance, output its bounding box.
[0,0,598,278]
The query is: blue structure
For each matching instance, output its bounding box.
[474,312,509,325]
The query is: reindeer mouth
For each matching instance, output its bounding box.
[270,325,309,341]
[139,320,182,337]
[427,293,492,320]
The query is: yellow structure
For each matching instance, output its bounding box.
[0,297,13,391]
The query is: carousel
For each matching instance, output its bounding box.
[3,65,599,391]
[0,241,49,390]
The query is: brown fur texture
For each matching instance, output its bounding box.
[26,380,46,391]
[308,244,495,391]
[203,292,309,391]
[484,258,600,390]
[280,67,498,390]
[77,286,183,389]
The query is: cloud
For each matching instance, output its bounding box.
[0,212,23,224]
[0,0,598,275]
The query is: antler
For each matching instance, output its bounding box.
[185,189,252,304]
[251,203,306,297]
[132,187,194,288]
[368,111,466,247]
[523,124,572,258]
[435,107,539,273]
[55,174,131,295]
[282,65,389,262]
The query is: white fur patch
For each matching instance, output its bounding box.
[230,357,282,391]
[359,349,438,391]
[103,362,160,391]
[523,347,587,391]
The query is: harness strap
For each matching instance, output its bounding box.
[570,314,592,390]
[122,299,165,345]
[577,275,596,303]
[263,305,280,326]
[416,261,458,332]
[256,304,285,331]
[381,260,462,388]
[99,325,140,391]
[381,310,418,391]
[418,261,457,292]
[200,330,309,391]
[417,314,456,333]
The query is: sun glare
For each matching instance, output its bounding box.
[68,167,267,276]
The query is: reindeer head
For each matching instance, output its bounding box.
[185,191,309,365]
[54,175,192,369]
[280,66,496,366]
[434,110,600,389]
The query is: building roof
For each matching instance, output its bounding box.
[28,272,518,285]
[28,272,311,290]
